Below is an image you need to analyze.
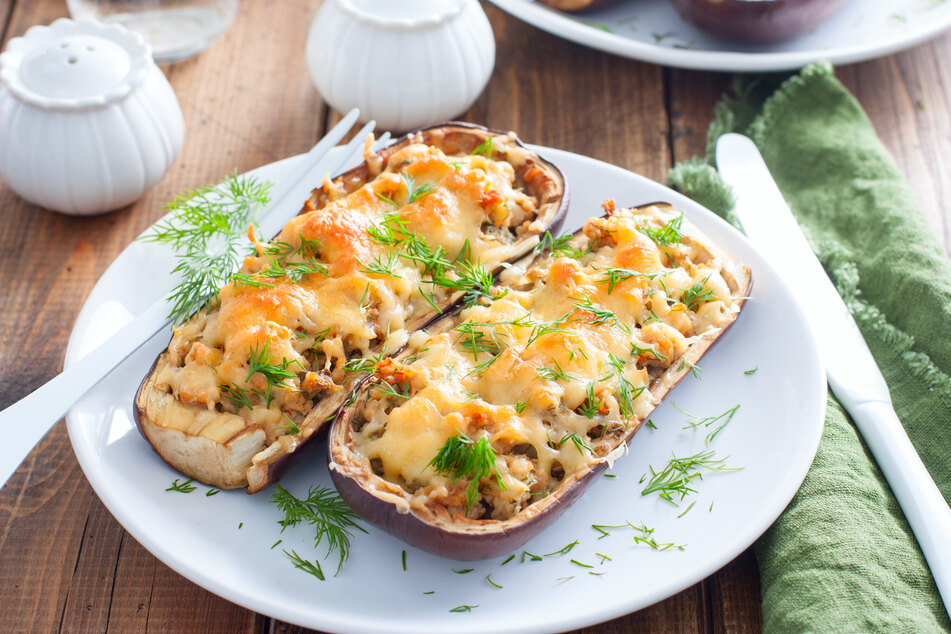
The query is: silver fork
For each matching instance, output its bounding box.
[0,109,382,490]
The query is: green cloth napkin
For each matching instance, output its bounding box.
[668,62,951,633]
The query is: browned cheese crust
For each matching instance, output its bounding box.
[134,123,569,492]
[329,201,752,559]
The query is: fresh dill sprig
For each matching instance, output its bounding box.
[428,433,503,512]
[275,415,301,435]
[675,402,740,446]
[544,540,580,556]
[641,450,739,504]
[553,432,592,455]
[246,340,301,400]
[576,382,605,419]
[630,341,667,362]
[571,295,619,327]
[454,322,509,360]
[140,174,271,325]
[372,378,410,401]
[284,549,325,580]
[270,484,367,575]
[534,231,590,259]
[401,173,437,205]
[470,136,495,157]
[601,353,645,421]
[595,266,668,294]
[681,276,716,311]
[638,213,684,246]
[360,251,403,278]
[536,358,576,383]
[165,478,196,493]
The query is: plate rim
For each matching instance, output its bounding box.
[487,0,951,72]
[64,146,826,633]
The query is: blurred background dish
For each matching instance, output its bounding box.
[668,0,851,44]
[489,0,951,71]
[66,0,239,62]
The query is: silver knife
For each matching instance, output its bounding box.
[716,132,951,616]
[0,109,373,490]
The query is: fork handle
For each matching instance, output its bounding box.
[0,299,170,488]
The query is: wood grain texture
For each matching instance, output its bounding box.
[1,0,949,632]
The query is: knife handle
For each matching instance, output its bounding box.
[845,396,951,612]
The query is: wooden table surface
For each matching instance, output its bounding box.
[1,1,948,632]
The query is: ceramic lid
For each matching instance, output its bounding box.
[338,0,468,29]
[0,18,152,111]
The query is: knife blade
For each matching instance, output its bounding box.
[0,109,372,491]
[716,132,951,616]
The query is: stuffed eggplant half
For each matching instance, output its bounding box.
[329,202,752,560]
[134,123,569,492]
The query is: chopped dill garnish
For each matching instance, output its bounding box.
[486,574,503,589]
[284,549,325,580]
[501,554,515,565]
[744,366,758,375]
[275,415,300,435]
[401,172,437,205]
[522,551,543,562]
[571,295,619,327]
[536,359,576,383]
[165,478,196,493]
[450,604,478,613]
[645,419,657,430]
[534,231,590,259]
[271,539,282,550]
[544,540,580,556]
[453,568,474,574]
[676,402,740,446]
[270,484,366,574]
[570,559,593,568]
[639,213,684,246]
[677,501,697,518]
[205,488,219,497]
[641,450,739,505]
[470,136,495,157]
[681,276,716,311]
[402,550,407,571]
[596,552,612,563]
[514,400,528,414]
[576,382,605,419]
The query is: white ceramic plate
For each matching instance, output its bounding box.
[488,0,951,71]
[65,147,825,633]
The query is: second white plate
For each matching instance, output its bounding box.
[65,146,824,633]
[489,0,951,72]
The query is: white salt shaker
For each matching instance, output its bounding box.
[0,18,184,215]
[306,0,495,132]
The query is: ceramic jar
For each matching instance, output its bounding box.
[0,18,185,215]
[306,0,495,132]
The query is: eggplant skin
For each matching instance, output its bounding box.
[669,0,850,43]
[539,0,621,12]
[133,122,569,493]
[327,207,753,560]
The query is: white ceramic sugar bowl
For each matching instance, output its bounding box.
[0,19,184,215]
[306,0,495,131]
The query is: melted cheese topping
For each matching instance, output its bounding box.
[352,204,745,521]
[154,136,540,446]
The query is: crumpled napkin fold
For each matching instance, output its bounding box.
[669,62,951,633]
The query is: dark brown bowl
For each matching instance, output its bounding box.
[670,0,850,43]
[538,0,622,11]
